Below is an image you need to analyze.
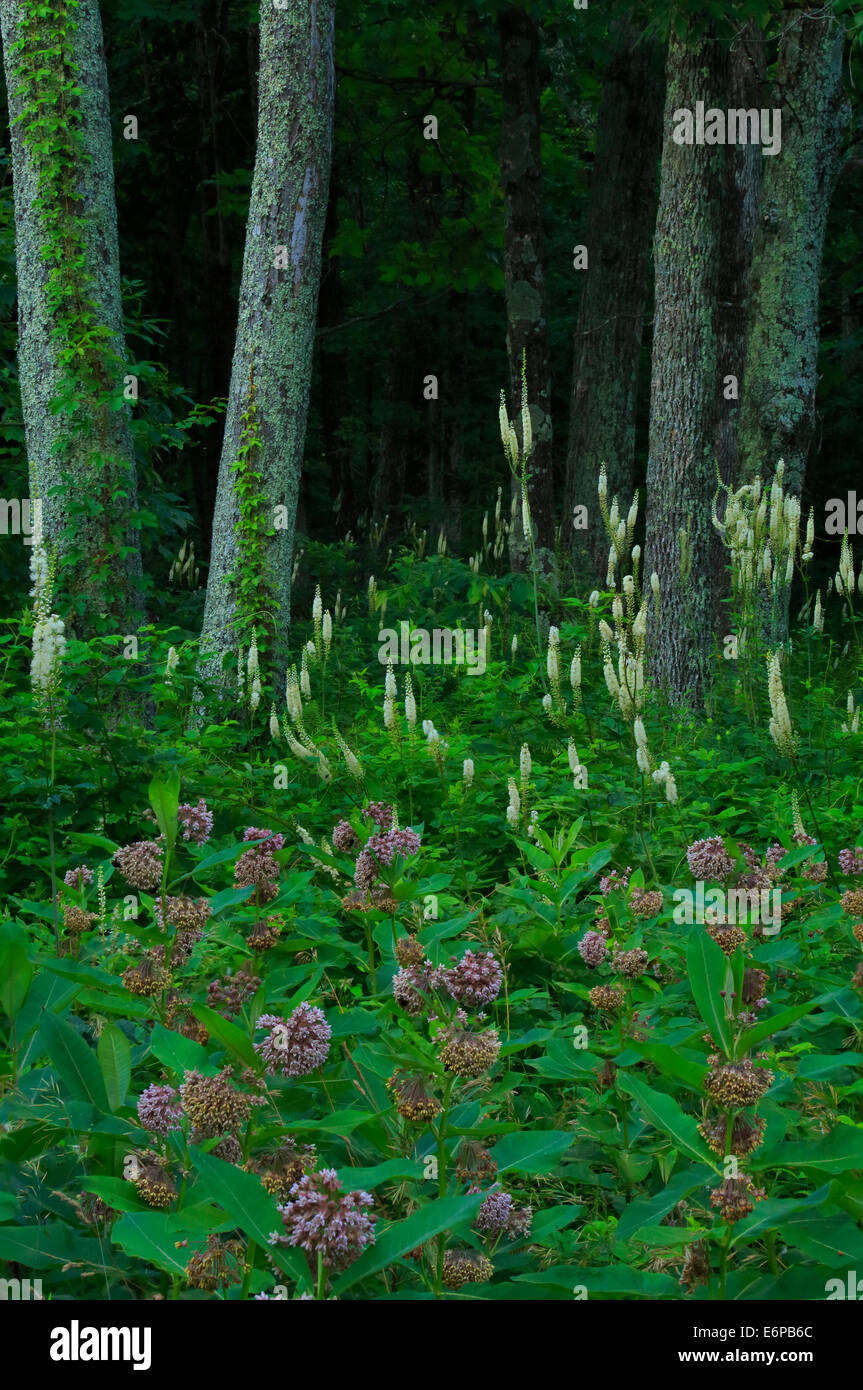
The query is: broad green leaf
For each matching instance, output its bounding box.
[97,1023,131,1111]
[617,1163,714,1240]
[618,1073,717,1168]
[0,1222,105,1270]
[735,998,825,1056]
[686,931,732,1056]
[148,768,180,853]
[191,1004,258,1067]
[489,1130,573,1173]
[38,1011,109,1112]
[80,1177,149,1213]
[628,1041,708,1091]
[149,1021,216,1077]
[755,1124,863,1175]
[189,1149,297,1276]
[112,1211,195,1275]
[0,921,32,1019]
[332,1192,483,1295]
[514,1264,678,1298]
[335,1158,424,1189]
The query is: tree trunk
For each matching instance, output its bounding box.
[498,6,554,573]
[199,0,336,687]
[710,22,765,624]
[318,188,357,536]
[564,21,663,574]
[738,11,848,496]
[195,0,236,557]
[0,0,143,633]
[644,28,724,706]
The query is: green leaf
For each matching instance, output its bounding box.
[0,921,32,1019]
[488,1130,573,1174]
[38,1011,109,1112]
[80,1177,149,1213]
[686,931,732,1056]
[628,1041,708,1092]
[189,1148,296,1275]
[0,1223,105,1271]
[191,1004,258,1067]
[735,998,824,1056]
[775,1213,863,1268]
[618,1073,717,1168]
[514,1264,678,1298]
[755,1125,863,1175]
[149,1021,216,1077]
[148,768,180,854]
[617,1163,714,1240]
[112,1211,195,1274]
[332,1192,484,1295]
[208,885,254,915]
[335,1158,424,1189]
[97,1024,131,1111]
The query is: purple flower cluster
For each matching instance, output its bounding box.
[599,867,631,896]
[331,819,359,852]
[64,865,93,889]
[445,950,503,1008]
[255,1003,332,1077]
[243,826,285,853]
[178,798,214,844]
[475,1189,533,1239]
[355,825,422,889]
[578,930,608,967]
[362,801,394,831]
[839,847,863,876]
[686,837,734,882]
[392,962,447,1015]
[137,1084,184,1135]
[272,1168,375,1271]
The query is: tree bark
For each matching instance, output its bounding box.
[318,186,356,536]
[644,27,725,706]
[195,0,236,556]
[199,0,336,686]
[498,5,554,573]
[0,0,143,633]
[709,22,765,624]
[564,20,663,574]
[738,10,848,496]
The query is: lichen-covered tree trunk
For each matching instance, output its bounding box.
[709,23,764,623]
[199,0,335,686]
[0,0,143,633]
[564,21,663,574]
[644,28,724,706]
[498,6,554,574]
[738,12,848,495]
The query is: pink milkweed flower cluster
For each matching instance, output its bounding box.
[243,826,285,853]
[599,867,631,896]
[686,837,735,882]
[363,801,394,830]
[445,950,503,1008]
[254,1003,332,1077]
[137,1083,184,1134]
[178,798,214,844]
[578,930,608,967]
[355,825,421,889]
[839,847,863,876]
[271,1168,376,1271]
[64,865,94,889]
